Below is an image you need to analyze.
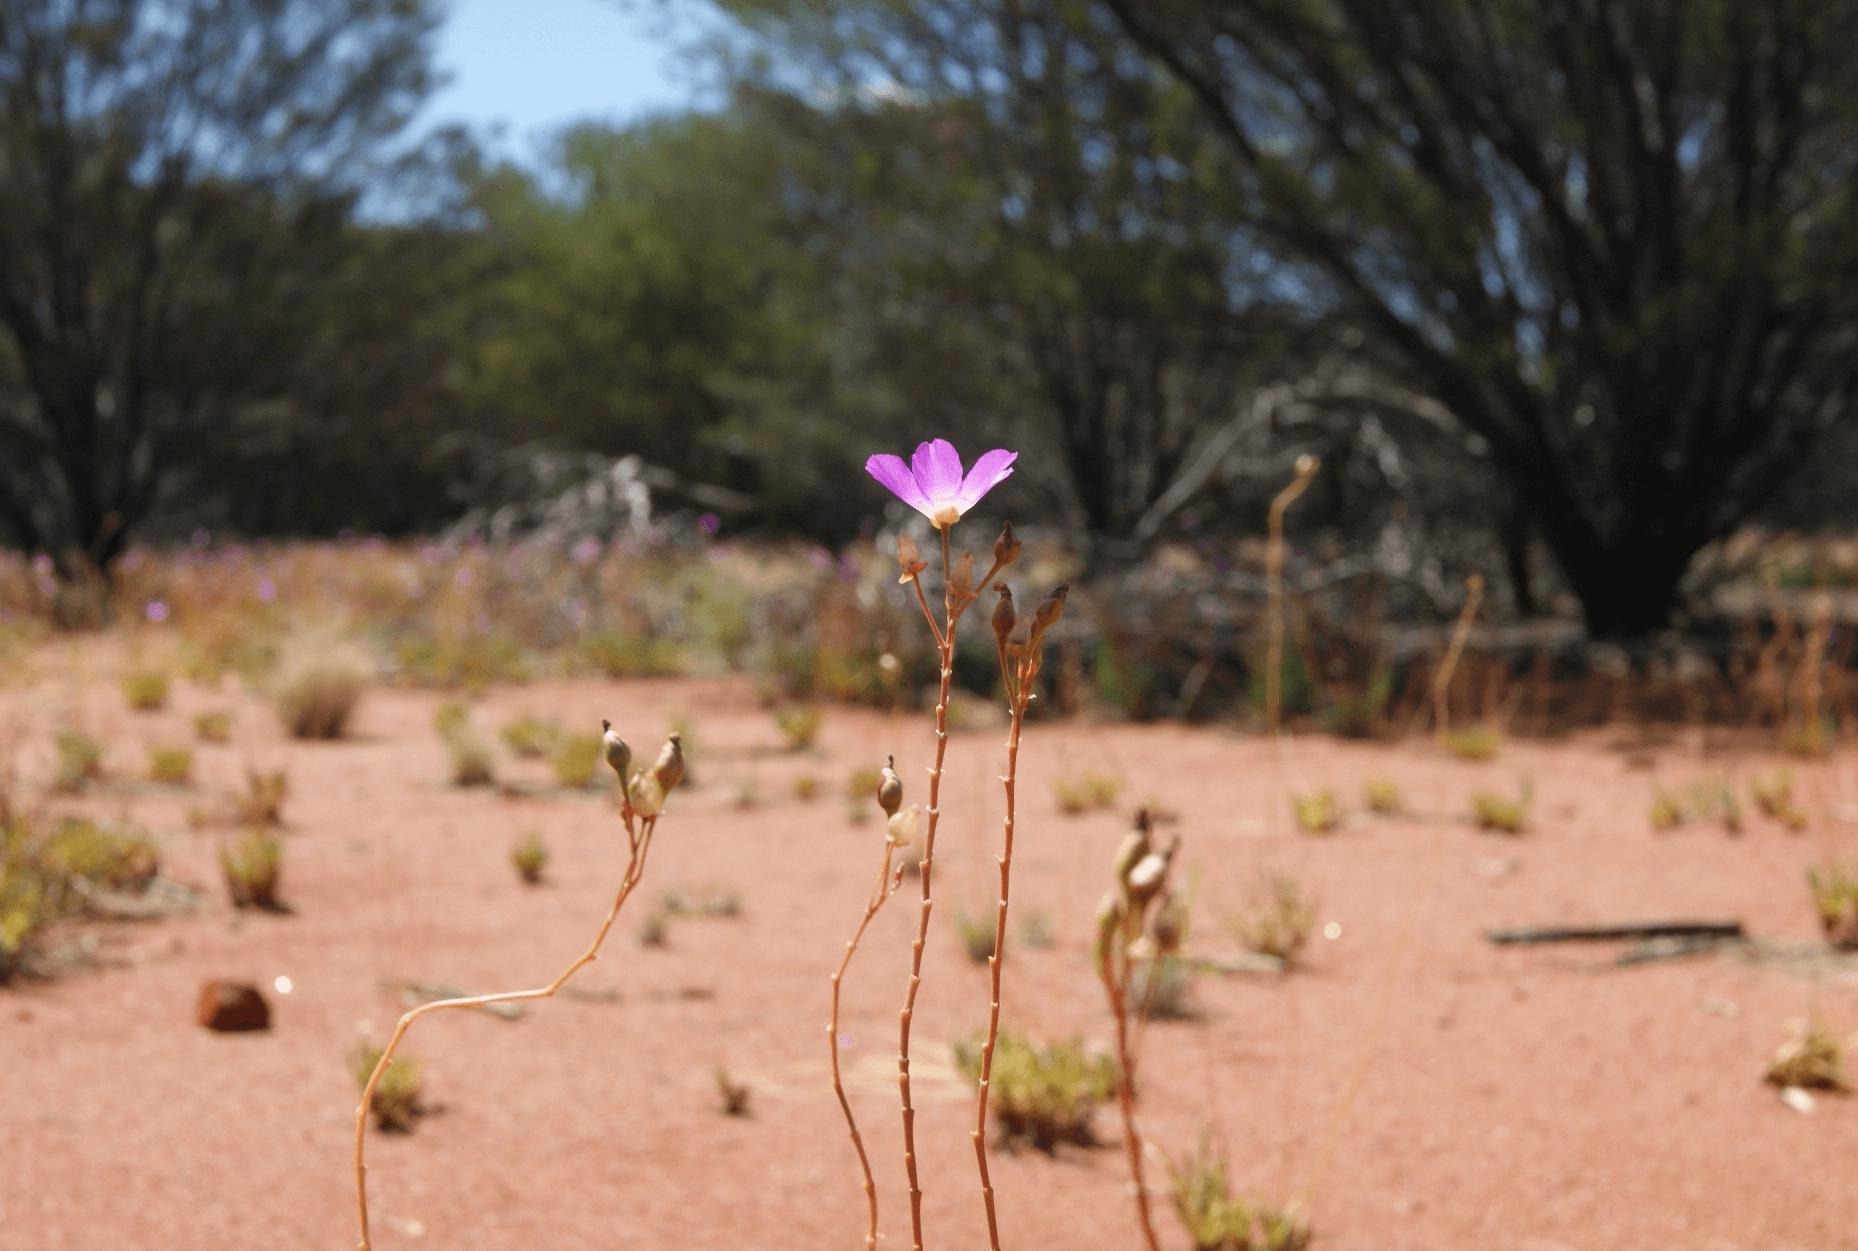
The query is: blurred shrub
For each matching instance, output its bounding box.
[953,1032,1116,1153]
[1470,781,1533,834]
[1443,726,1502,761]
[1808,864,1858,951]
[500,714,560,759]
[549,731,603,789]
[353,1044,424,1132]
[274,648,368,739]
[1232,869,1316,964]
[220,831,284,910]
[194,711,233,744]
[1170,1135,1311,1251]
[234,767,289,826]
[511,832,549,884]
[52,731,104,793]
[774,705,821,751]
[1362,776,1403,816]
[1055,772,1121,816]
[148,745,194,785]
[579,630,681,679]
[44,818,159,893]
[1765,1018,1848,1091]
[1290,790,1341,836]
[122,669,171,712]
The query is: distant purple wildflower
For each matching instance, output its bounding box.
[144,599,170,624]
[570,536,602,566]
[864,438,1016,528]
[257,578,277,603]
[698,512,721,537]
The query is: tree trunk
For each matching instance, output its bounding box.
[1546,530,1697,641]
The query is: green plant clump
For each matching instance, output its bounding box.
[952,1031,1116,1153]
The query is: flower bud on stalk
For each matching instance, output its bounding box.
[991,584,1017,654]
[896,534,928,584]
[886,804,922,848]
[627,771,666,817]
[993,520,1022,570]
[600,720,631,780]
[878,755,904,816]
[651,733,685,793]
[1110,810,1152,889]
[947,552,976,612]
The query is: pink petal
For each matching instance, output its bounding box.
[865,453,931,512]
[955,448,1017,509]
[910,438,966,503]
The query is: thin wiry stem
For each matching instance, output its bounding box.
[898,525,954,1251]
[1099,946,1164,1251]
[1264,455,1319,742]
[1432,574,1485,743]
[972,647,1035,1249]
[353,813,656,1251]
[830,843,905,1251]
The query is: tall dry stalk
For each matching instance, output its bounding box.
[353,725,681,1251]
[895,525,1011,1251]
[1432,574,1485,743]
[971,576,1060,1250]
[830,765,909,1251]
[1264,455,1320,739]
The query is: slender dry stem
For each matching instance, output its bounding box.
[354,812,656,1251]
[1264,455,1319,738]
[972,643,1037,1249]
[1432,574,1485,743]
[830,842,905,1251]
[1099,945,1164,1251]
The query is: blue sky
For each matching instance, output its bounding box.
[423,0,716,160]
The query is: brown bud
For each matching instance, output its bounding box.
[896,533,927,583]
[601,719,631,780]
[947,551,976,609]
[651,733,685,793]
[877,755,904,816]
[993,521,1022,570]
[1031,583,1069,635]
[991,584,1017,652]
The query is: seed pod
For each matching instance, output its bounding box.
[877,755,904,816]
[1110,815,1151,888]
[628,770,666,818]
[651,733,685,793]
[1093,888,1125,972]
[1149,890,1187,956]
[947,551,976,608]
[896,533,928,583]
[991,584,1017,652]
[993,520,1022,570]
[600,719,631,780]
[1031,583,1069,637]
[1124,849,1170,912]
[886,804,921,848]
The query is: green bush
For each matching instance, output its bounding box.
[122,669,172,712]
[1171,1135,1311,1251]
[952,1032,1116,1153]
[220,831,284,910]
[353,1044,424,1132]
[148,745,194,785]
[53,731,104,793]
[511,832,549,885]
[549,732,603,789]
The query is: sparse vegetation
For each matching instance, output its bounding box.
[1232,869,1316,965]
[952,1032,1116,1153]
[500,714,560,759]
[1018,909,1056,950]
[52,730,104,793]
[148,745,194,785]
[1290,789,1341,836]
[220,831,284,910]
[1127,954,1197,1020]
[1054,771,1121,815]
[444,731,496,788]
[1470,781,1533,834]
[1170,1134,1312,1251]
[639,909,670,948]
[1764,1018,1848,1092]
[194,711,233,744]
[774,704,822,751]
[1443,725,1502,762]
[956,911,995,964]
[275,652,367,740]
[791,773,821,801]
[549,731,603,789]
[714,1066,752,1117]
[1808,864,1858,951]
[510,833,549,884]
[1750,769,1808,831]
[353,1044,424,1132]
[233,767,289,827]
[122,668,172,712]
[1362,776,1404,816]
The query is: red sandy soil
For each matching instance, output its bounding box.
[4,644,1856,1251]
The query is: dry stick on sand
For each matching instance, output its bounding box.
[830,757,910,1251]
[971,568,1061,1251]
[896,526,1008,1251]
[352,724,681,1251]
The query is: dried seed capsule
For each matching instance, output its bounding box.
[628,770,666,817]
[1110,814,1151,888]
[896,533,928,583]
[878,755,904,816]
[1031,583,1069,636]
[886,804,921,848]
[601,720,631,780]
[651,733,685,793]
[947,551,976,608]
[991,584,1017,652]
[1124,850,1170,911]
[993,520,1022,570]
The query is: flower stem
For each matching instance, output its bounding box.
[898,525,956,1251]
[354,814,657,1251]
[1099,948,1163,1251]
[972,664,1029,1250]
[831,844,903,1251]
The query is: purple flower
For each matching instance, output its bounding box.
[864,438,1017,528]
[697,512,721,537]
[144,599,170,624]
[256,578,277,603]
[570,536,602,566]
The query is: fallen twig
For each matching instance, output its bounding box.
[1487,919,1743,945]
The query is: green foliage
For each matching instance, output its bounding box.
[1750,769,1808,831]
[446,733,496,788]
[393,630,529,690]
[44,818,159,893]
[549,732,603,789]
[432,700,472,740]
[1808,864,1858,951]
[1470,781,1534,835]
[52,731,104,793]
[639,910,670,948]
[194,711,234,744]
[1321,669,1393,739]
[1128,954,1198,1021]
[1362,776,1404,816]
[774,705,822,751]
[1443,726,1502,762]
[220,831,284,911]
[956,912,995,964]
[1648,775,1743,834]
[1289,789,1341,836]
[0,825,58,982]
[1170,1135,1312,1251]
[148,745,194,786]
[1765,1019,1849,1092]
[1055,772,1122,816]
[952,1032,1116,1153]
[234,767,289,827]
[791,773,821,802]
[122,669,171,712]
[353,1044,425,1133]
[579,631,682,680]
[511,832,549,885]
[500,714,561,760]
[1232,870,1316,964]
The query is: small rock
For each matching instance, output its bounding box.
[1778,1086,1816,1116]
[196,980,271,1032]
